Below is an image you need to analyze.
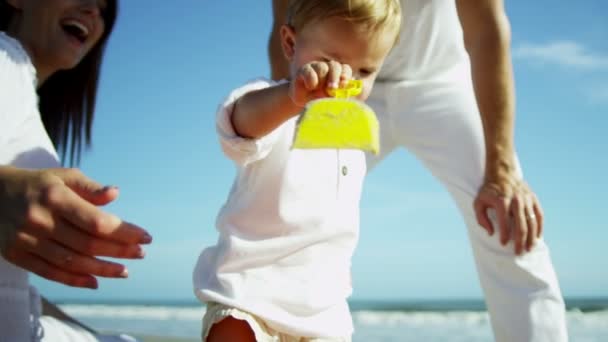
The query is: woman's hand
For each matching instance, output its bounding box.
[289,60,352,107]
[0,167,152,289]
[474,174,544,255]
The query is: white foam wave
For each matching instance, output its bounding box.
[58,305,608,341]
[354,310,489,327]
[60,304,608,328]
[60,304,205,321]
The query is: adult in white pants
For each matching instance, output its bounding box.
[270,0,568,341]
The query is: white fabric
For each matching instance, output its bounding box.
[378,0,469,82]
[0,30,60,342]
[202,302,351,342]
[39,317,139,342]
[194,78,365,338]
[0,31,138,342]
[367,1,568,341]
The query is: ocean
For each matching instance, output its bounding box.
[58,298,608,341]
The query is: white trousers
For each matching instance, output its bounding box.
[366,77,568,342]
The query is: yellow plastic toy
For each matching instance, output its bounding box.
[292,80,380,154]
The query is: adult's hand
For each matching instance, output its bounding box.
[0,167,152,288]
[474,175,544,255]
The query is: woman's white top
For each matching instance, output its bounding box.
[0,31,60,342]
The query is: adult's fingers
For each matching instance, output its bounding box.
[51,218,145,259]
[8,248,98,289]
[31,237,129,279]
[525,206,538,252]
[473,198,494,236]
[532,193,545,239]
[494,198,511,246]
[43,184,152,245]
[510,196,528,255]
[53,168,118,206]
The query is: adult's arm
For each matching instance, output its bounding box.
[0,166,152,288]
[457,0,543,254]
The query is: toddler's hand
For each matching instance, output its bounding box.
[289,61,352,107]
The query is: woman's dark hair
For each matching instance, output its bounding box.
[1,0,118,165]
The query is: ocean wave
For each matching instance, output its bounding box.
[59,304,608,327]
[60,304,205,320]
[58,305,608,341]
[353,310,489,327]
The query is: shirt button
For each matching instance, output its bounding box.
[341,166,348,176]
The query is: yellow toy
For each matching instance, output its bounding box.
[292,80,380,154]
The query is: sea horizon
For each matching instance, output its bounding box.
[53,296,608,312]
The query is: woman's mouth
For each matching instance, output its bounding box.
[61,19,90,45]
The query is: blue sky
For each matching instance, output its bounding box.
[33,1,607,302]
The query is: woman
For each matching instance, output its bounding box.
[1,0,152,340]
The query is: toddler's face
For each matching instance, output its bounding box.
[287,16,396,101]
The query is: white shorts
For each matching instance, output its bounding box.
[202,302,351,342]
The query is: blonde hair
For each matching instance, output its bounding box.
[286,0,402,45]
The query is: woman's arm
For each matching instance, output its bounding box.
[0,166,152,288]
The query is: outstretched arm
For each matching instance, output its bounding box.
[0,166,152,288]
[457,0,543,255]
[233,61,353,139]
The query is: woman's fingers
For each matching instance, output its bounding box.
[53,168,118,206]
[9,229,130,280]
[3,240,98,289]
[20,251,99,289]
[51,218,145,259]
[43,183,152,245]
[33,237,129,279]
[0,167,152,288]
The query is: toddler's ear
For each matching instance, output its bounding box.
[280,24,296,61]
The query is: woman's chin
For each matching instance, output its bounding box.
[55,54,86,72]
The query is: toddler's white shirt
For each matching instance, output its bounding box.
[193,78,366,337]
